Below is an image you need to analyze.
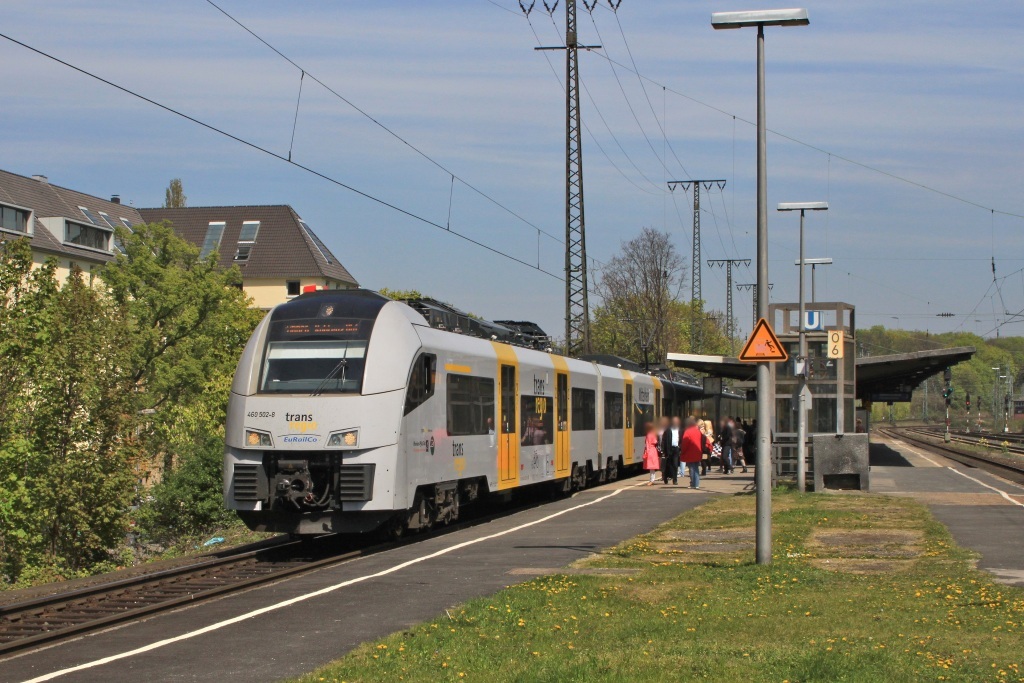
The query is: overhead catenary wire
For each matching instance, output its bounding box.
[203,0,566,247]
[580,48,1024,223]
[0,31,563,282]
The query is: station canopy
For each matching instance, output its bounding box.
[667,346,976,402]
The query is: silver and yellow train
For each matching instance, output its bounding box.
[224,289,724,536]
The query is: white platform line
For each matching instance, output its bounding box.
[890,437,1024,508]
[21,483,638,683]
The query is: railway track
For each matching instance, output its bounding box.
[0,477,605,659]
[0,536,365,658]
[880,427,1024,484]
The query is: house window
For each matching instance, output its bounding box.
[0,205,30,233]
[66,221,111,251]
[286,280,300,297]
[200,221,226,259]
[79,206,100,225]
[238,220,260,242]
[234,245,252,261]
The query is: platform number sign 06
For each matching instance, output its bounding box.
[827,330,844,359]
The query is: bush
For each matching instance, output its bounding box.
[136,436,236,545]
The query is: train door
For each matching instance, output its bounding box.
[555,371,570,478]
[623,380,634,465]
[498,363,520,488]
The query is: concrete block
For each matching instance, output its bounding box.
[811,433,870,492]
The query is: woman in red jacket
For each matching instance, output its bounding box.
[642,422,660,486]
[680,417,704,490]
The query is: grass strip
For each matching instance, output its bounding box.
[295,489,1024,682]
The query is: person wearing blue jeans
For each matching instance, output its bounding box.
[681,417,704,489]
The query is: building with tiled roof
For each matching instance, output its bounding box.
[0,169,141,282]
[138,205,358,308]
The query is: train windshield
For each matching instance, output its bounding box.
[261,340,368,394]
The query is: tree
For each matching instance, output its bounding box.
[101,222,263,470]
[163,178,187,208]
[0,239,139,582]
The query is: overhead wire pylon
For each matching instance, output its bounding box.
[668,179,726,352]
[532,0,601,356]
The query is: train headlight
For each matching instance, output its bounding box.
[327,429,359,448]
[245,429,273,447]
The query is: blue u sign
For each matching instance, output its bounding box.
[803,311,824,330]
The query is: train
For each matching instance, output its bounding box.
[223,289,750,537]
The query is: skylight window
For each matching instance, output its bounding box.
[238,220,260,243]
[79,206,99,225]
[298,220,333,264]
[120,217,135,229]
[200,221,226,259]
[234,245,252,261]
[99,212,120,230]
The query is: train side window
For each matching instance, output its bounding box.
[446,375,495,435]
[655,389,662,420]
[404,353,436,415]
[634,404,654,437]
[603,391,623,430]
[571,387,596,431]
[520,395,554,445]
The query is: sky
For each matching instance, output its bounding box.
[1,0,1023,344]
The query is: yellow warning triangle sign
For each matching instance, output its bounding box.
[738,318,788,362]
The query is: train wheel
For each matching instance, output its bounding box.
[382,516,406,541]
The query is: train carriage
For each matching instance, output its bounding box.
[224,289,710,537]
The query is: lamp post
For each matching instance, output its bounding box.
[712,7,809,565]
[794,257,832,303]
[779,202,828,493]
[891,316,901,330]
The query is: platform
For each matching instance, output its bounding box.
[0,473,752,683]
[871,434,1024,587]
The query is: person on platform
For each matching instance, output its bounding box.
[699,419,714,476]
[718,417,735,474]
[642,422,660,485]
[733,416,748,473]
[659,416,682,485]
[681,417,704,489]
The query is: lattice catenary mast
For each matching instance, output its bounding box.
[707,258,750,355]
[668,179,726,352]
[532,0,601,356]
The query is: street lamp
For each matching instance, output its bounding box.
[712,7,810,565]
[891,316,901,330]
[778,201,828,494]
[793,257,832,303]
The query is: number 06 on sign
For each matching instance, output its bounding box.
[827,330,844,359]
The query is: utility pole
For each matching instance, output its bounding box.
[531,0,600,356]
[736,282,773,330]
[923,378,929,423]
[942,368,952,443]
[707,258,750,355]
[669,179,726,352]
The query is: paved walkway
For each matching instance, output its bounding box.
[871,434,1024,587]
[0,471,750,683]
